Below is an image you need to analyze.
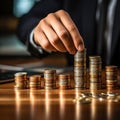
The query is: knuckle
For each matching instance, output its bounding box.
[34,29,42,41]
[39,19,48,29]
[40,19,45,24]
[51,36,59,45]
[42,41,50,49]
[47,13,55,19]
[57,10,67,15]
[59,30,68,39]
[39,19,46,28]
[69,24,76,33]
[35,23,41,31]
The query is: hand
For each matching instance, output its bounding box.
[34,10,84,54]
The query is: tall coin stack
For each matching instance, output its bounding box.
[29,75,41,90]
[58,74,70,90]
[14,72,28,89]
[89,56,102,95]
[105,66,118,94]
[44,69,56,90]
[74,49,87,89]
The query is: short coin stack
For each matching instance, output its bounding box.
[14,72,28,89]
[29,75,41,90]
[89,56,102,96]
[105,66,118,93]
[44,69,56,90]
[74,49,87,89]
[58,74,70,90]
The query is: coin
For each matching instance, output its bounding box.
[105,66,118,93]
[89,56,102,92]
[44,69,56,90]
[58,74,70,90]
[29,75,41,89]
[14,72,28,89]
[74,49,87,89]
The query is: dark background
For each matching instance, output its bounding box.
[0,0,35,57]
[0,1,13,16]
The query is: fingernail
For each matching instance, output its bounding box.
[78,44,84,51]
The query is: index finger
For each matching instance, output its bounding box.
[56,10,84,51]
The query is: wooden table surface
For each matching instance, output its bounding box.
[0,82,120,120]
[0,56,120,120]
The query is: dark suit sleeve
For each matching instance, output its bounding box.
[17,0,64,58]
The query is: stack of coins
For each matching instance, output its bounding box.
[44,69,56,90]
[89,56,102,95]
[105,66,118,93]
[29,75,41,90]
[14,72,28,89]
[74,49,87,89]
[58,74,71,90]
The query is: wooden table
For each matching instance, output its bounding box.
[0,82,120,120]
[0,56,120,120]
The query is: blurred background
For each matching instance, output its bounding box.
[0,0,35,58]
